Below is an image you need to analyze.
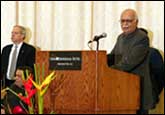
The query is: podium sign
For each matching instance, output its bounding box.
[49,51,82,70]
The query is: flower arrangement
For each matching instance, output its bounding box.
[1,64,56,114]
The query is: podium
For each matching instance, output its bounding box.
[36,51,140,114]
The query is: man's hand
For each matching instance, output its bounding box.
[1,88,7,99]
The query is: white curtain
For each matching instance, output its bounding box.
[1,1,164,113]
[1,1,164,53]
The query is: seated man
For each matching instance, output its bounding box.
[1,66,34,114]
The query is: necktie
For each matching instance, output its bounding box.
[9,45,18,79]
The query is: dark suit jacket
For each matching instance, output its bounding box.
[1,42,36,84]
[107,28,156,110]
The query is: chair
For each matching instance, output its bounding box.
[149,47,164,105]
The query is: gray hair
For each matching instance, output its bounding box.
[14,25,26,39]
[121,9,139,22]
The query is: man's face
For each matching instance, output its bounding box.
[11,26,24,44]
[120,11,138,34]
[14,69,23,87]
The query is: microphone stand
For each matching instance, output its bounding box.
[87,38,99,113]
[95,39,99,113]
[89,34,105,112]
[96,40,99,51]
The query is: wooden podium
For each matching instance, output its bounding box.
[36,51,140,114]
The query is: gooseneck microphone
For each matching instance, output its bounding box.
[88,32,107,43]
[88,32,107,51]
[93,32,107,41]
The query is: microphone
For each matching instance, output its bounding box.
[88,32,107,44]
[93,32,107,41]
[87,32,107,50]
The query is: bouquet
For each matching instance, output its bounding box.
[1,64,56,114]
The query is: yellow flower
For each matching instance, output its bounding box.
[40,71,55,88]
[30,71,56,96]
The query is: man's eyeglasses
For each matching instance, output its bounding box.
[119,19,135,24]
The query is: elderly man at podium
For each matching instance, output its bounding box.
[107,9,155,114]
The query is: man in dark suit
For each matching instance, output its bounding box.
[1,25,36,87]
[107,9,155,114]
